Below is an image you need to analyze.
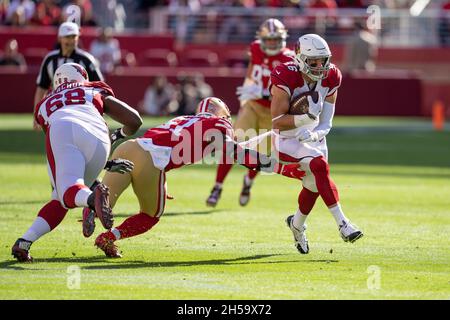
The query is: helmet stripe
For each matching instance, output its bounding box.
[269,19,274,34]
[200,98,211,113]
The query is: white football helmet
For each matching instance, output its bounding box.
[196,97,231,121]
[53,62,89,88]
[294,34,332,81]
[256,18,288,56]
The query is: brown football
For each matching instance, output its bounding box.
[288,91,319,118]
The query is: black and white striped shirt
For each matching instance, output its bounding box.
[36,47,104,89]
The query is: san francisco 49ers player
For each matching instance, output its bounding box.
[270,34,363,254]
[206,18,294,208]
[91,97,305,258]
[11,62,142,262]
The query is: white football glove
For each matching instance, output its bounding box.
[236,84,262,101]
[307,93,324,118]
[296,129,319,143]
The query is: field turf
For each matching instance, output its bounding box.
[0,115,449,299]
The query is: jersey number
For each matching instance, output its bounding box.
[45,88,86,115]
[158,117,200,136]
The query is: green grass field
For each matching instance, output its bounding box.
[0,115,449,299]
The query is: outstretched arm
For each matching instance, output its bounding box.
[103,95,143,142]
[222,137,304,180]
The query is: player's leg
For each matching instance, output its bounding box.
[235,101,259,206]
[285,166,320,254]
[77,129,111,237]
[12,125,72,262]
[96,141,162,257]
[307,155,363,242]
[239,102,272,206]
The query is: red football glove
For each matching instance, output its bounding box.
[274,163,305,180]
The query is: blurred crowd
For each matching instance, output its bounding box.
[1,1,447,28]
[139,74,213,116]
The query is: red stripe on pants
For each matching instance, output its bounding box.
[46,128,56,182]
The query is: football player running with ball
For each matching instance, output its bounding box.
[12,63,142,262]
[91,97,306,258]
[270,34,363,254]
[206,18,294,207]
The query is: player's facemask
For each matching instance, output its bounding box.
[305,57,331,80]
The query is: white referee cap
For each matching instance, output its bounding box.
[58,22,80,37]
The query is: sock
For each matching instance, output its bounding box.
[63,183,90,208]
[247,169,258,181]
[298,187,320,215]
[215,163,233,184]
[214,182,223,189]
[329,203,349,226]
[75,188,92,207]
[292,209,308,229]
[22,200,68,242]
[309,156,340,207]
[104,212,160,241]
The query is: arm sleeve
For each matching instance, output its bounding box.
[313,101,335,140]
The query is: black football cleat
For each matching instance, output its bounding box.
[12,238,33,262]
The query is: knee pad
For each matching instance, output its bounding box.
[309,156,329,174]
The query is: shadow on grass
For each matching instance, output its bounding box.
[0,254,339,270]
[0,256,113,270]
[82,255,339,270]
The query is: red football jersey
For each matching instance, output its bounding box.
[270,61,342,100]
[34,81,114,132]
[248,40,293,108]
[142,115,234,171]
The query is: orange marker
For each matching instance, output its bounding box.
[432,100,445,131]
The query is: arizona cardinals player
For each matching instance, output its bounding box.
[12,62,142,262]
[270,34,363,254]
[91,97,305,258]
[207,18,294,208]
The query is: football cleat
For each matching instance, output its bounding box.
[11,238,33,262]
[93,183,113,229]
[286,215,309,254]
[95,233,122,258]
[82,207,96,238]
[206,186,222,207]
[339,221,363,243]
[239,177,252,207]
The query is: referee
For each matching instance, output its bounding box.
[33,21,104,130]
